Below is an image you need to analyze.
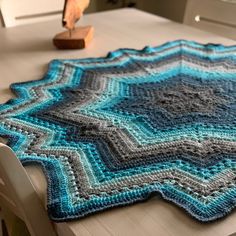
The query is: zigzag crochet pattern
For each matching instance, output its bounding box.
[0,40,236,222]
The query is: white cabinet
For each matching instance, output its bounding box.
[184,0,236,40]
[1,0,64,27]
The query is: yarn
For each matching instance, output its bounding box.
[0,40,236,222]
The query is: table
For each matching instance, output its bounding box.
[0,8,236,236]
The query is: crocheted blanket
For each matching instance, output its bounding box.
[1,40,236,222]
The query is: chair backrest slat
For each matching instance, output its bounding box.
[0,143,56,236]
[0,178,22,218]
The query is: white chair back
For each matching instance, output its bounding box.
[0,143,56,236]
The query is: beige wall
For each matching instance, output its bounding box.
[91,0,187,23]
[96,0,123,11]
[88,0,187,23]
[137,0,187,22]
[85,0,98,13]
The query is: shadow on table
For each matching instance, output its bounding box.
[2,38,56,53]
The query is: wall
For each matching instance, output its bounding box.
[88,0,187,23]
[86,0,98,13]
[96,0,123,11]
[137,0,187,22]
[90,0,187,23]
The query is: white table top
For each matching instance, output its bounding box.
[0,8,236,236]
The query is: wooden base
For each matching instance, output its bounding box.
[53,26,94,50]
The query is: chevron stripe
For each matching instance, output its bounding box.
[0,40,236,222]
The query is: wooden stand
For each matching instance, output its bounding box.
[53,25,94,50]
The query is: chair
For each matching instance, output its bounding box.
[184,0,236,40]
[0,143,57,236]
[0,0,64,27]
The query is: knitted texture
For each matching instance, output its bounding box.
[1,40,236,222]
